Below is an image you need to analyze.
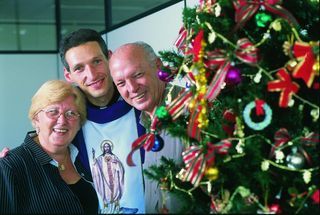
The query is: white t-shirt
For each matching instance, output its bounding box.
[75,97,145,214]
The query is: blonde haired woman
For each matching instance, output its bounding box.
[0,80,98,214]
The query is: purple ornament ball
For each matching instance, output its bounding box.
[226,67,241,85]
[158,69,173,82]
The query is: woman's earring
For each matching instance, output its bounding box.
[36,127,40,134]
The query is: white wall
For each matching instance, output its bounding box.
[0,54,60,149]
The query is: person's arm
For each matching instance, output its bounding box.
[0,147,9,158]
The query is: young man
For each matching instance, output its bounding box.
[109,41,184,213]
[59,29,145,213]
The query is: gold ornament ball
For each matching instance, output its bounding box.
[189,100,195,109]
[205,167,219,181]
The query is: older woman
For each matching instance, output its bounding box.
[0,80,98,214]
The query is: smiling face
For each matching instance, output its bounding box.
[64,41,114,107]
[109,44,165,115]
[33,96,81,153]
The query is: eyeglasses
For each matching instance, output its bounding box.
[40,108,80,121]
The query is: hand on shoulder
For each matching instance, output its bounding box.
[0,147,9,158]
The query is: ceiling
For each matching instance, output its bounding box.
[0,0,179,27]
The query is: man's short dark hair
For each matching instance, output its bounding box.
[59,28,108,71]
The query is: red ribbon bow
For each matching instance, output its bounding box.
[181,141,232,186]
[292,41,319,88]
[233,0,298,30]
[127,117,158,166]
[269,128,319,165]
[300,132,320,147]
[205,50,231,102]
[267,68,300,107]
[199,0,217,14]
[269,128,290,157]
[205,38,258,102]
[235,38,259,64]
[174,26,188,54]
[168,89,193,120]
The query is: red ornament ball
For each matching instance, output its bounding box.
[268,203,282,214]
[311,189,320,204]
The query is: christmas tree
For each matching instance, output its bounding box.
[128,0,319,213]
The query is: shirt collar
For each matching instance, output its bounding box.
[86,96,133,124]
[49,144,79,168]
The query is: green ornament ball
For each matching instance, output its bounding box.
[155,106,171,122]
[255,12,272,28]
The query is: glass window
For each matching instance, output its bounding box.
[19,24,56,50]
[0,0,56,51]
[60,0,105,38]
[0,24,18,50]
[0,0,182,52]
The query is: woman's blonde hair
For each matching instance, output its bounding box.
[28,80,86,126]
